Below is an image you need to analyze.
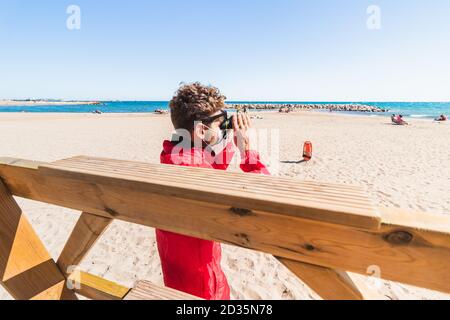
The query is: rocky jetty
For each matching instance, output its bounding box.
[227,103,388,113]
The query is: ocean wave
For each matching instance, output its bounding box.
[409,114,429,118]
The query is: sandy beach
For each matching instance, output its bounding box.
[0,112,449,300]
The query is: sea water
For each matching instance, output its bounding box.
[0,101,449,119]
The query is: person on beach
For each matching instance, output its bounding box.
[398,115,409,125]
[156,82,270,300]
[435,114,447,122]
[392,114,408,126]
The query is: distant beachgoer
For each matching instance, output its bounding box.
[435,114,447,122]
[392,114,408,126]
[398,115,408,125]
[155,109,168,115]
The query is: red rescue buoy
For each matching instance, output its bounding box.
[303,141,313,161]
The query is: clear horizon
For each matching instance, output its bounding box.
[3,99,450,104]
[1,0,450,101]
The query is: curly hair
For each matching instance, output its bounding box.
[169,82,227,131]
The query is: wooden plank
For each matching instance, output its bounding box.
[31,281,66,300]
[57,212,111,275]
[0,180,77,300]
[67,271,130,300]
[2,211,51,282]
[277,258,363,300]
[125,280,202,300]
[349,275,387,300]
[42,156,381,230]
[380,207,450,234]
[1,158,450,294]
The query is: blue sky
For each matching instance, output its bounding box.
[1,0,450,101]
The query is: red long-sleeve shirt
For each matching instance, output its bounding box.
[156,140,269,300]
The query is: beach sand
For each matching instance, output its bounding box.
[0,112,449,300]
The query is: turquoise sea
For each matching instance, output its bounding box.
[0,101,449,119]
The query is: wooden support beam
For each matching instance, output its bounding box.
[277,258,363,300]
[67,271,130,300]
[65,272,200,301]
[57,212,112,275]
[0,180,77,300]
[1,157,450,294]
[31,281,67,300]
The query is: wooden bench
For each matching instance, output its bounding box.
[0,156,449,300]
[125,281,202,300]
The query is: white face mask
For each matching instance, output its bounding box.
[203,124,226,147]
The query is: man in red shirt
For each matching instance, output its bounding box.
[157,82,269,300]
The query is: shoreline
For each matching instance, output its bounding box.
[0,109,444,122]
[0,101,447,120]
[0,100,101,106]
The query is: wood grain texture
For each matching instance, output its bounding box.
[0,180,77,300]
[125,280,202,300]
[67,271,130,300]
[2,215,51,281]
[57,212,111,275]
[30,281,66,300]
[0,179,23,279]
[380,207,450,234]
[278,258,363,300]
[41,156,381,230]
[1,157,450,294]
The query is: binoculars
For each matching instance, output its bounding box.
[219,115,234,131]
[219,109,247,131]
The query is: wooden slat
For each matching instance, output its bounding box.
[42,156,381,230]
[57,212,111,275]
[1,158,450,294]
[124,280,202,300]
[278,258,363,300]
[0,180,77,300]
[380,207,450,234]
[67,271,130,300]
